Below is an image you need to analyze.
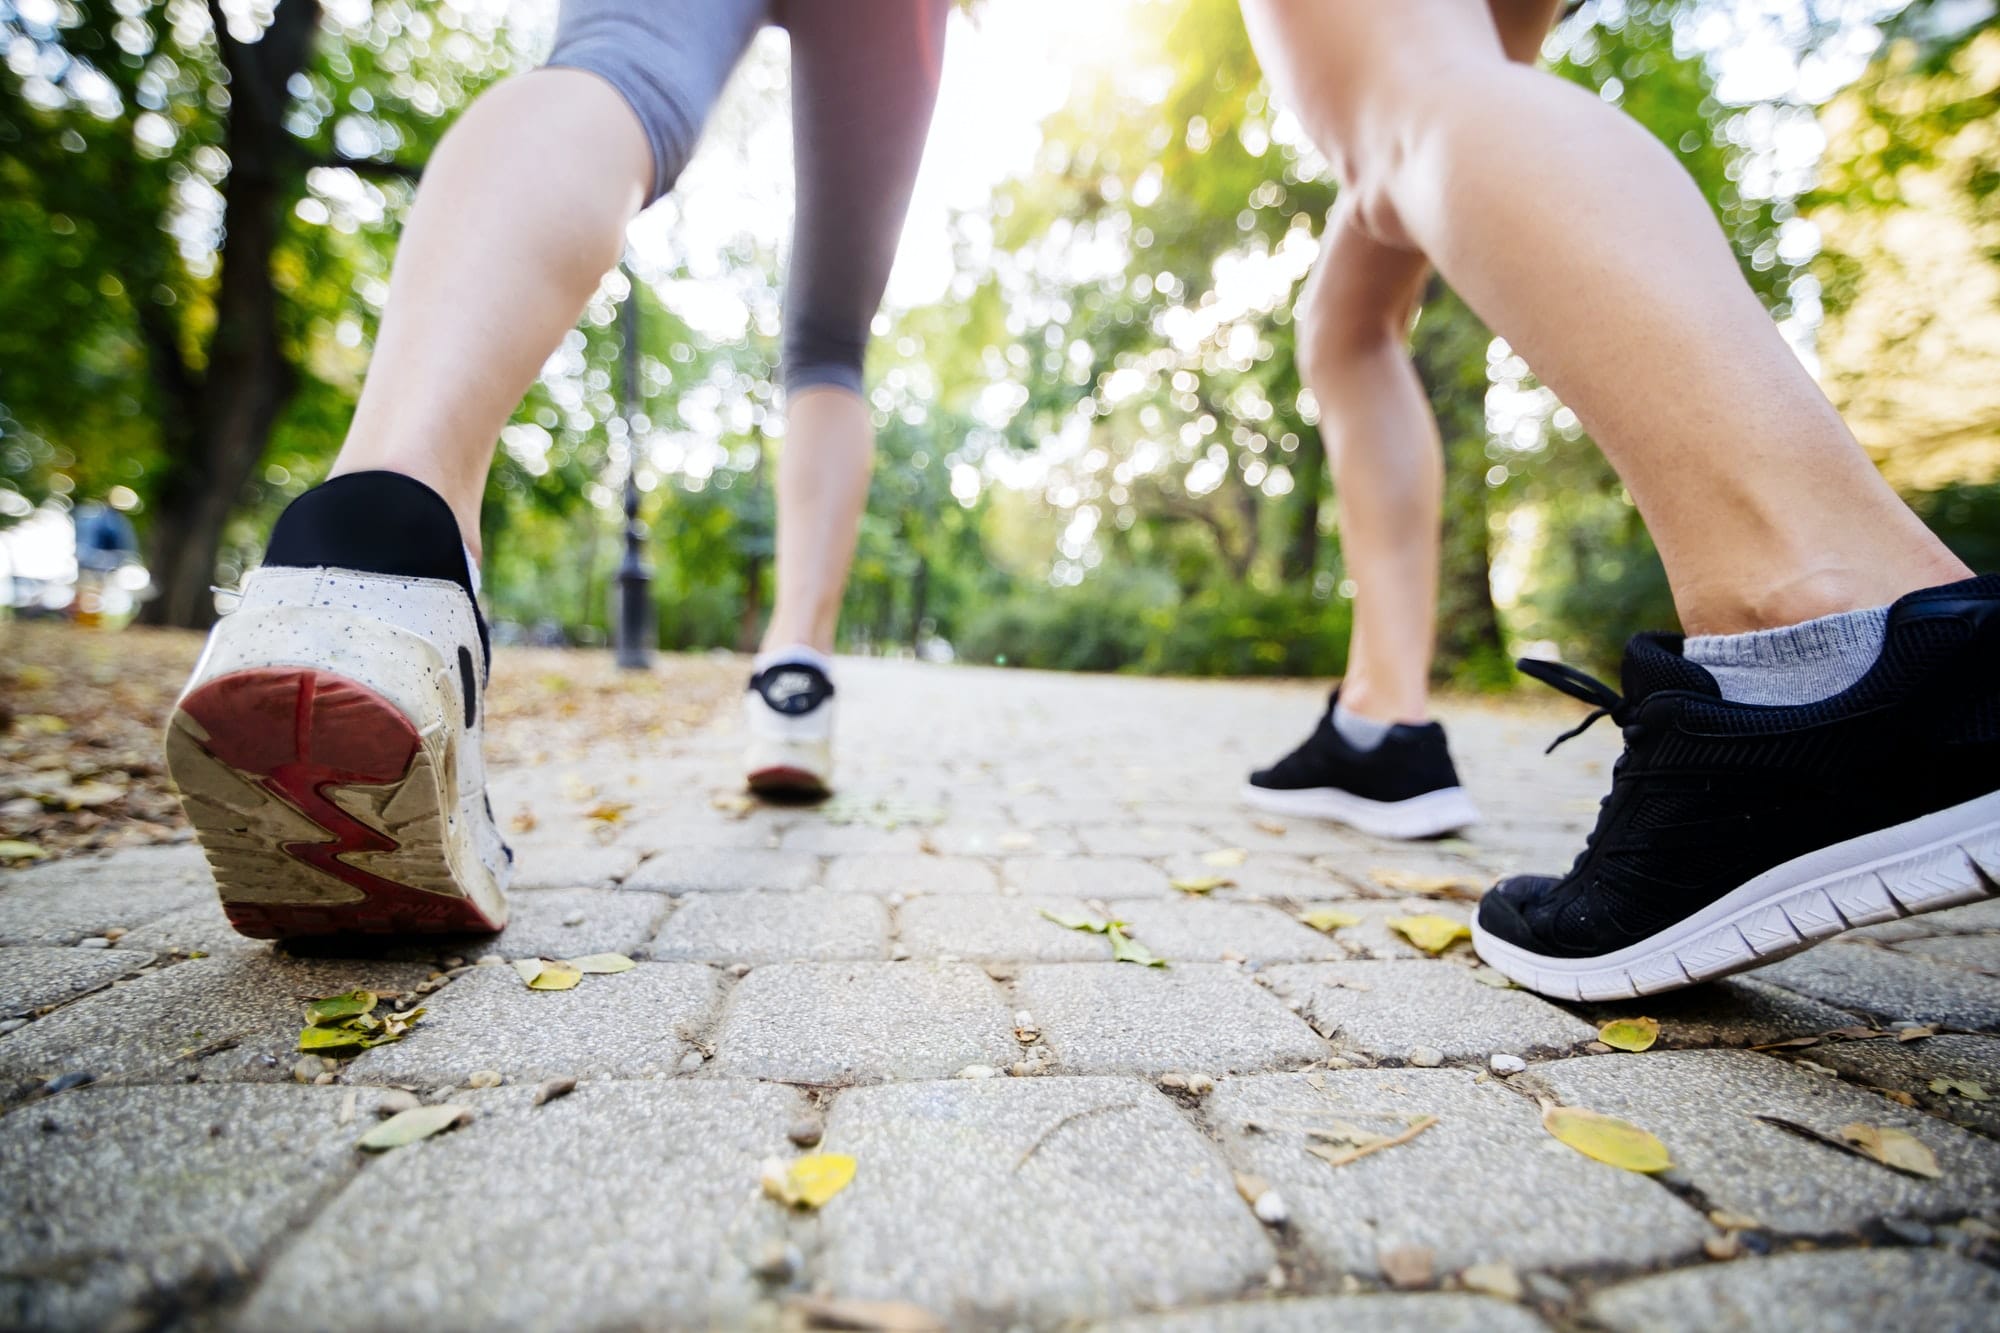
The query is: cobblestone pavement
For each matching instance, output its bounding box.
[4,658,1998,1331]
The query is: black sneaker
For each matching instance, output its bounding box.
[1242,691,1480,838]
[1474,575,2000,1001]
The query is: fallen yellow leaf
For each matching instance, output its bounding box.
[1385,914,1471,954]
[1597,1017,1661,1052]
[1170,876,1232,895]
[1368,867,1485,900]
[1542,1104,1672,1173]
[1300,908,1363,933]
[526,962,582,991]
[584,801,631,824]
[564,953,636,974]
[763,1153,857,1209]
[1839,1123,1941,1179]
[1203,847,1248,868]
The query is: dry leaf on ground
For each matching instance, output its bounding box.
[1385,914,1471,954]
[1597,1017,1661,1052]
[1542,1104,1672,1173]
[356,1103,470,1151]
[1753,1114,1942,1179]
[1305,1113,1438,1168]
[564,953,636,974]
[297,989,421,1054]
[762,1153,857,1209]
[1299,908,1363,933]
[1202,847,1248,868]
[526,962,582,991]
[1170,875,1232,895]
[1930,1078,1990,1101]
[1378,1243,1435,1290]
[1840,1123,1942,1179]
[785,1295,944,1332]
[1368,867,1485,900]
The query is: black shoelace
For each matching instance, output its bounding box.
[1518,658,1632,754]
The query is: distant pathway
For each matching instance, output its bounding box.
[3,658,1997,1330]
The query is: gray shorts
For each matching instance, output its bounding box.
[547,0,949,393]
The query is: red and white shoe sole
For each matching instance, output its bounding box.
[166,666,504,940]
[746,765,830,799]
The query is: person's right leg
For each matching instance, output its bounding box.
[1240,0,1968,636]
[1239,0,1996,997]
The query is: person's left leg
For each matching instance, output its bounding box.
[741,0,949,796]
[1243,0,1560,839]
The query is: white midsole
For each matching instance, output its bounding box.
[1240,783,1481,840]
[1472,786,2000,1001]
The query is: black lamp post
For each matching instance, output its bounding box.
[613,265,654,670]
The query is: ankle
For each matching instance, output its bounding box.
[1677,548,1971,637]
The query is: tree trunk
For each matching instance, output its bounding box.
[1281,429,1324,582]
[140,0,320,627]
[908,555,929,652]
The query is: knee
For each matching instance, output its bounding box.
[783,314,869,397]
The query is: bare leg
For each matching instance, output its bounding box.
[1303,0,1559,725]
[1299,208,1439,724]
[762,388,874,654]
[330,70,651,555]
[1241,0,1968,635]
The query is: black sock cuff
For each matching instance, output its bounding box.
[263,471,488,664]
[265,472,473,595]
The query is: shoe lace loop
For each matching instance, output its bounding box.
[1518,658,1629,754]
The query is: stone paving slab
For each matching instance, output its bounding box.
[1888,933,2000,977]
[1002,856,1174,899]
[1530,1050,2000,1233]
[778,821,935,855]
[0,1083,363,1330]
[1262,961,1596,1062]
[0,953,433,1088]
[708,962,1017,1083]
[823,854,997,897]
[468,887,668,961]
[623,847,820,894]
[645,891,889,964]
[0,845,212,945]
[1205,1071,1709,1279]
[1158,853,1351,901]
[0,946,155,1018]
[238,1081,802,1330]
[1017,964,1328,1076]
[1585,1248,2000,1333]
[1267,899,1468,962]
[1073,824,1224,857]
[347,961,720,1083]
[1806,1034,2000,1138]
[506,843,643,890]
[1576,977,1862,1049]
[923,823,1081,857]
[1751,943,2000,1031]
[1104,899,1346,966]
[896,896,1114,963]
[113,900,263,956]
[1096,1293,1552,1332]
[817,1077,1274,1324]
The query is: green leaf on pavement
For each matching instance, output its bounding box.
[1597,1017,1661,1052]
[527,962,582,991]
[304,990,377,1025]
[1108,924,1166,968]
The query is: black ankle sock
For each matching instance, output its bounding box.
[263,471,488,663]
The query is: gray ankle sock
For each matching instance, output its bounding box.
[1331,702,1392,752]
[1683,604,1890,706]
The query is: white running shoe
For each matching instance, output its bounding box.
[165,566,511,939]
[743,661,836,797]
